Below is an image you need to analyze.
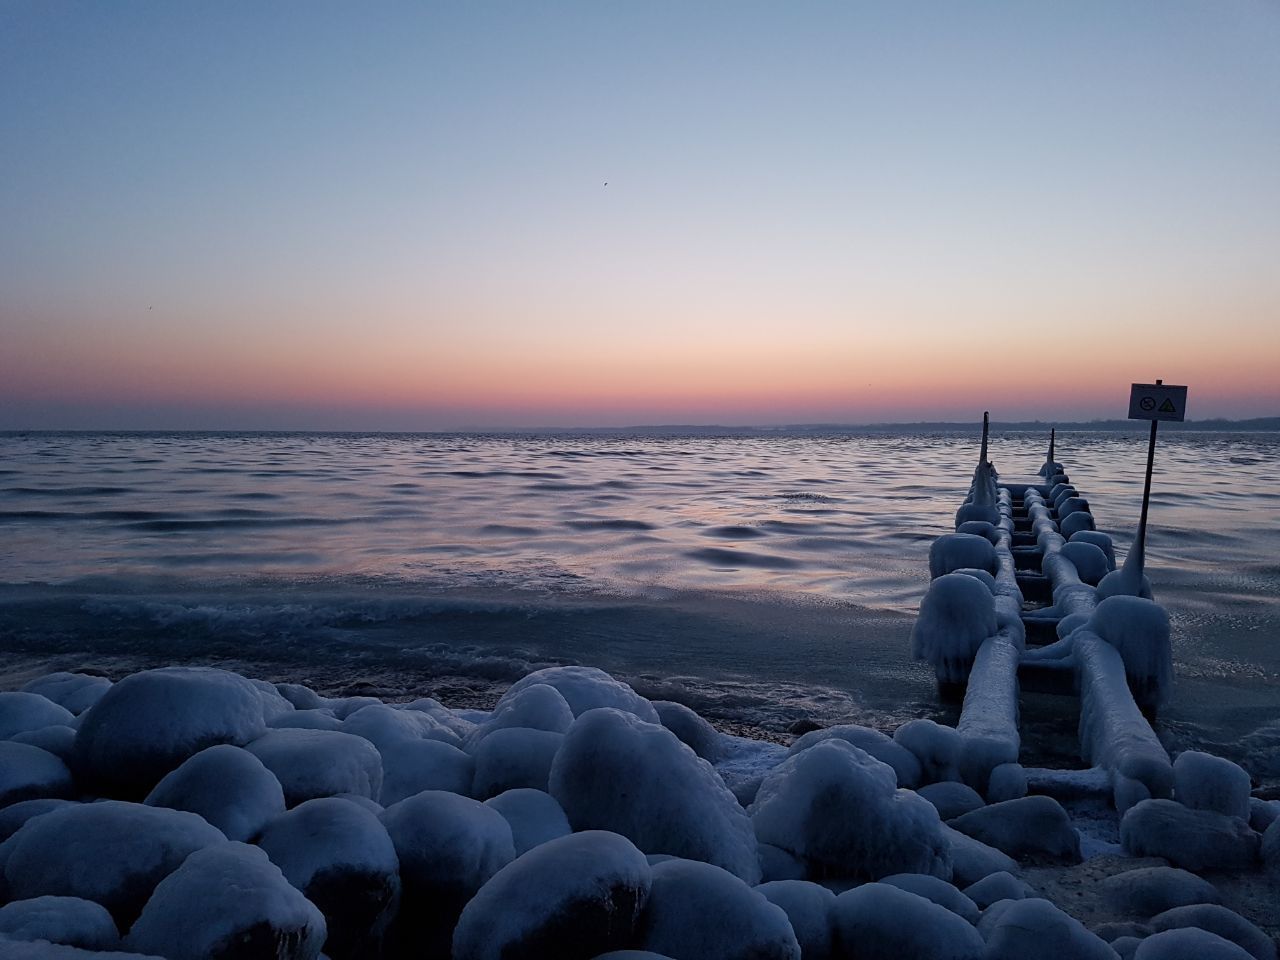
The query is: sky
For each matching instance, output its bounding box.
[2,1,1278,430]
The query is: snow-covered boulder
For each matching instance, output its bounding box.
[980,897,1117,960]
[758,842,808,882]
[949,795,1081,862]
[878,873,979,923]
[0,798,76,842]
[550,708,759,883]
[453,831,651,960]
[0,896,119,950]
[0,742,73,808]
[941,824,1018,886]
[1071,530,1117,569]
[1060,511,1097,538]
[831,882,986,960]
[21,673,111,715]
[1149,904,1275,960]
[125,842,325,960]
[74,667,268,798]
[791,725,922,788]
[1061,540,1110,586]
[377,737,474,805]
[10,725,77,763]
[275,683,324,711]
[268,709,343,731]
[963,869,1034,908]
[379,789,514,956]
[1098,866,1221,916]
[1172,751,1251,820]
[751,739,950,882]
[956,520,1000,544]
[0,692,75,740]
[1265,818,1280,875]
[1248,797,1280,833]
[341,703,437,750]
[466,684,574,751]
[1133,928,1255,959]
[1121,799,1259,871]
[917,781,984,821]
[911,573,998,685]
[638,858,800,960]
[1089,597,1173,712]
[472,728,563,799]
[893,719,959,784]
[3,801,225,927]
[929,534,997,580]
[986,762,1028,802]
[756,880,835,960]
[498,666,659,722]
[249,679,295,722]
[325,696,383,720]
[652,701,722,761]
[0,942,165,959]
[400,696,476,740]
[246,728,383,806]
[484,788,572,856]
[144,744,285,842]
[256,798,400,960]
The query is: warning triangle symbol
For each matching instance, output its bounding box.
[1159,398,1176,413]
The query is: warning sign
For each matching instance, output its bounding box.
[1128,383,1188,422]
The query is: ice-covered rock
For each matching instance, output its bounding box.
[950,795,1080,862]
[256,797,400,960]
[472,728,563,799]
[1071,530,1117,569]
[125,842,325,960]
[343,703,459,751]
[832,882,986,960]
[878,872,979,923]
[917,781,984,820]
[143,744,284,841]
[246,728,383,806]
[928,534,998,580]
[1060,510,1097,538]
[249,679,295,722]
[377,737,474,804]
[1172,751,1251,820]
[986,762,1027,802]
[499,666,659,722]
[269,709,344,731]
[751,739,950,882]
[940,824,1018,886]
[911,573,997,685]
[1057,496,1091,520]
[379,789,514,956]
[758,842,808,882]
[789,724,922,788]
[1149,904,1274,960]
[593,953,676,960]
[1264,818,1280,875]
[0,941,165,958]
[3,800,225,927]
[400,696,476,739]
[1248,797,1280,833]
[638,858,800,960]
[652,701,722,761]
[1133,928,1255,959]
[0,742,73,809]
[74,667,268,798]
[453,831,651,960]
[0,896,119,950]
[1089,597,1173,712]
[962,869,1034,908]
[324,695,383,719]
[466,683,574,751]
[1120,799,1259,871]
[1098,866,1221,916]
[0,798,76,842]
[980,897,1117,960]
[550,708,759,882]
[1062,540,1110,586]
[483,788,572,856]
[956,520,1000,544]
[21,673,112,715]
[756,880,835,960]
[9,725,77,763]
[1095,921,1155,942]
[893,719,959,784]
[275,682,324,711]
[0,692,75,740]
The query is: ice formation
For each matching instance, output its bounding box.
[1172,750,1252,820]
[471,727,563,798]
[0,692,75,739]
[892,718,960,784]
[499,666,659,722]
[979,897,1117,960]
[948,795,1081,862]
[911,572,998,685]
[483,788,572,856]
[876,872,979,923]
[928,534,998,580]
[465,683,574,750]
[0,895,120,950]
[245,728,384,806]
[756,880,835,960]
[750,739,950,882]
[1121,799,1260,870]
[20,673,111,715]
[143,744,284,842]
[376,737,474,805]
[916,781,984,821]
[549,707,759,882]
[1097,865,1222,916]
[652,699,723,761]
[1148,904,1275,960]
[1133,928,1256,959]
[788,724,923,788]
[0,741,73,809]
[831,882,986,960]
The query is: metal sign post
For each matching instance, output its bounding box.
[1127,380,1188,569]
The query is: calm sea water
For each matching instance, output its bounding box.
[2,431,1278,772]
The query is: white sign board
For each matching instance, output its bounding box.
[1128,383,1187,422]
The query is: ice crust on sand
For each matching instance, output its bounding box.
[3,800,225,927]
[638,858,800,960]
[143,743,284,841]
[0,896,120,950]
[751,739,950,882]
[549,707,759,883]
[453,830,650,960]
[125,842,326,960]
[246,728,384,806]
[74,667,268,798]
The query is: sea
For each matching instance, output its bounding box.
[2,430,1278,778]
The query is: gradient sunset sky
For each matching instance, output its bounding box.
[2,2,1278,429]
